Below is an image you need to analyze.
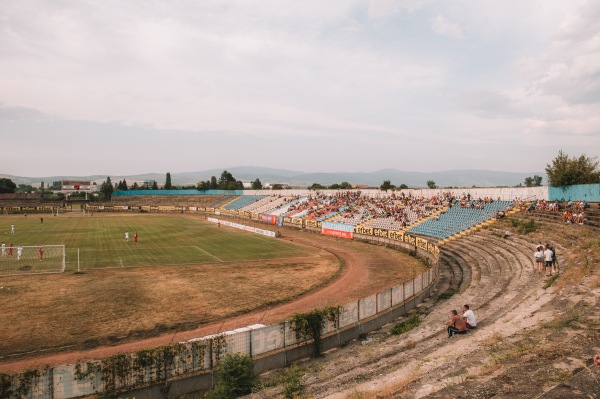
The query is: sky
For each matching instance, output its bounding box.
[1,0,599,177]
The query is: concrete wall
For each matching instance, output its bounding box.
[548,184,600,202]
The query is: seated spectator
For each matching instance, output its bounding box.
[503,230,510,239]
[462,305,477,329]
[446,309,467,337]
[594,353,600,370]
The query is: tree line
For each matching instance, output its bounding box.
[1,151,598,200]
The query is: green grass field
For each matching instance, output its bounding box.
[0,213,315,272]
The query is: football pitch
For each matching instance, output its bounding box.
[1,213,315,271]
[0,212,342,358]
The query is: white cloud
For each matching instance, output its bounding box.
[0,0,598,176]
[431,15,463,39]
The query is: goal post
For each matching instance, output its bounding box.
[0,244,65,276]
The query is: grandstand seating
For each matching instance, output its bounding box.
[223,195,266,210]
[266,197,307,216]
[407,201,512,239]
[241,196,297,214]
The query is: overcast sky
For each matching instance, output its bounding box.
[1,0,599,177]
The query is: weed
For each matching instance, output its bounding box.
[518,219,537,235]
[438,288,458,300]
[543,274,559,289]
[282,366,306,399]
[204,353,255,399]
[403,339,417,350]
[391,313,421,336]
[549,313,580,330]
[345,389,366,399]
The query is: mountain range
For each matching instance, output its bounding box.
[1,167,544,188]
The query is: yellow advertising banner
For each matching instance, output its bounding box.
[388,230,404,241]
[373,228,388,238]
[355,226,373,235]
[415,237,429,251]
[305,220,319,228]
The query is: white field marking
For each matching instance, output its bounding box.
[194,246,225,263]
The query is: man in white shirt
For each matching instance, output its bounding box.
[462,304,477,329]
[544,244,554,276]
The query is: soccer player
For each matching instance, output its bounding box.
[11,224,15,234]
[17,246,23,261]
[8,243,13,256]
[133,232,138,243]
[38,246,44,261]
[1,242,5,256]
[125,231,129,242]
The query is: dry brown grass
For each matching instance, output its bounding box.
[0,219,428,365]
[0,254,339,357]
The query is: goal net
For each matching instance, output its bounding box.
[0,245,65,276]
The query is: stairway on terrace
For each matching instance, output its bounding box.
[250,218,568,399]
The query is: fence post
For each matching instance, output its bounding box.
[249,330,253,358]
[48,367,54,399]
[282,323,287,366]
[208,339,214,388]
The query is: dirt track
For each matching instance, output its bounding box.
[0,224,425,373]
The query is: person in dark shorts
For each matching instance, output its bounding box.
[446,310,467,337]
[544,244,554,276]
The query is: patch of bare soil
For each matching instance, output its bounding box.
[247,216,600,399]
[0,223,426,373]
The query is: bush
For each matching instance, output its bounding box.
[282,366,306,399]
[518,219,537,235]
[391,313,421,336]
[205,353,255,399]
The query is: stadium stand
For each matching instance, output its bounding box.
[223,195,266,210]
[407,200,513,240]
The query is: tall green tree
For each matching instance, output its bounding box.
[164,172,173,190]
[0,178,17,193]
[309,183,326,190]
[524,175,543,187]
[218,170,235,189]
[251,178,263,190]
[209,176,218,189]
[151,181,159,190]
[545,150,600,187]
[197,180,210,190]
[217,170,243,190]
[100,176,114,200]
[426,180,437,189]
[380,180,395,191]
[16,184,35,193]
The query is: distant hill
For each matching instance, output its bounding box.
[0,167,544,188]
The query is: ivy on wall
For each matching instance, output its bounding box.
[290,306,343,357]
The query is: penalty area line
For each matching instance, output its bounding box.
[194,246,225,263]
